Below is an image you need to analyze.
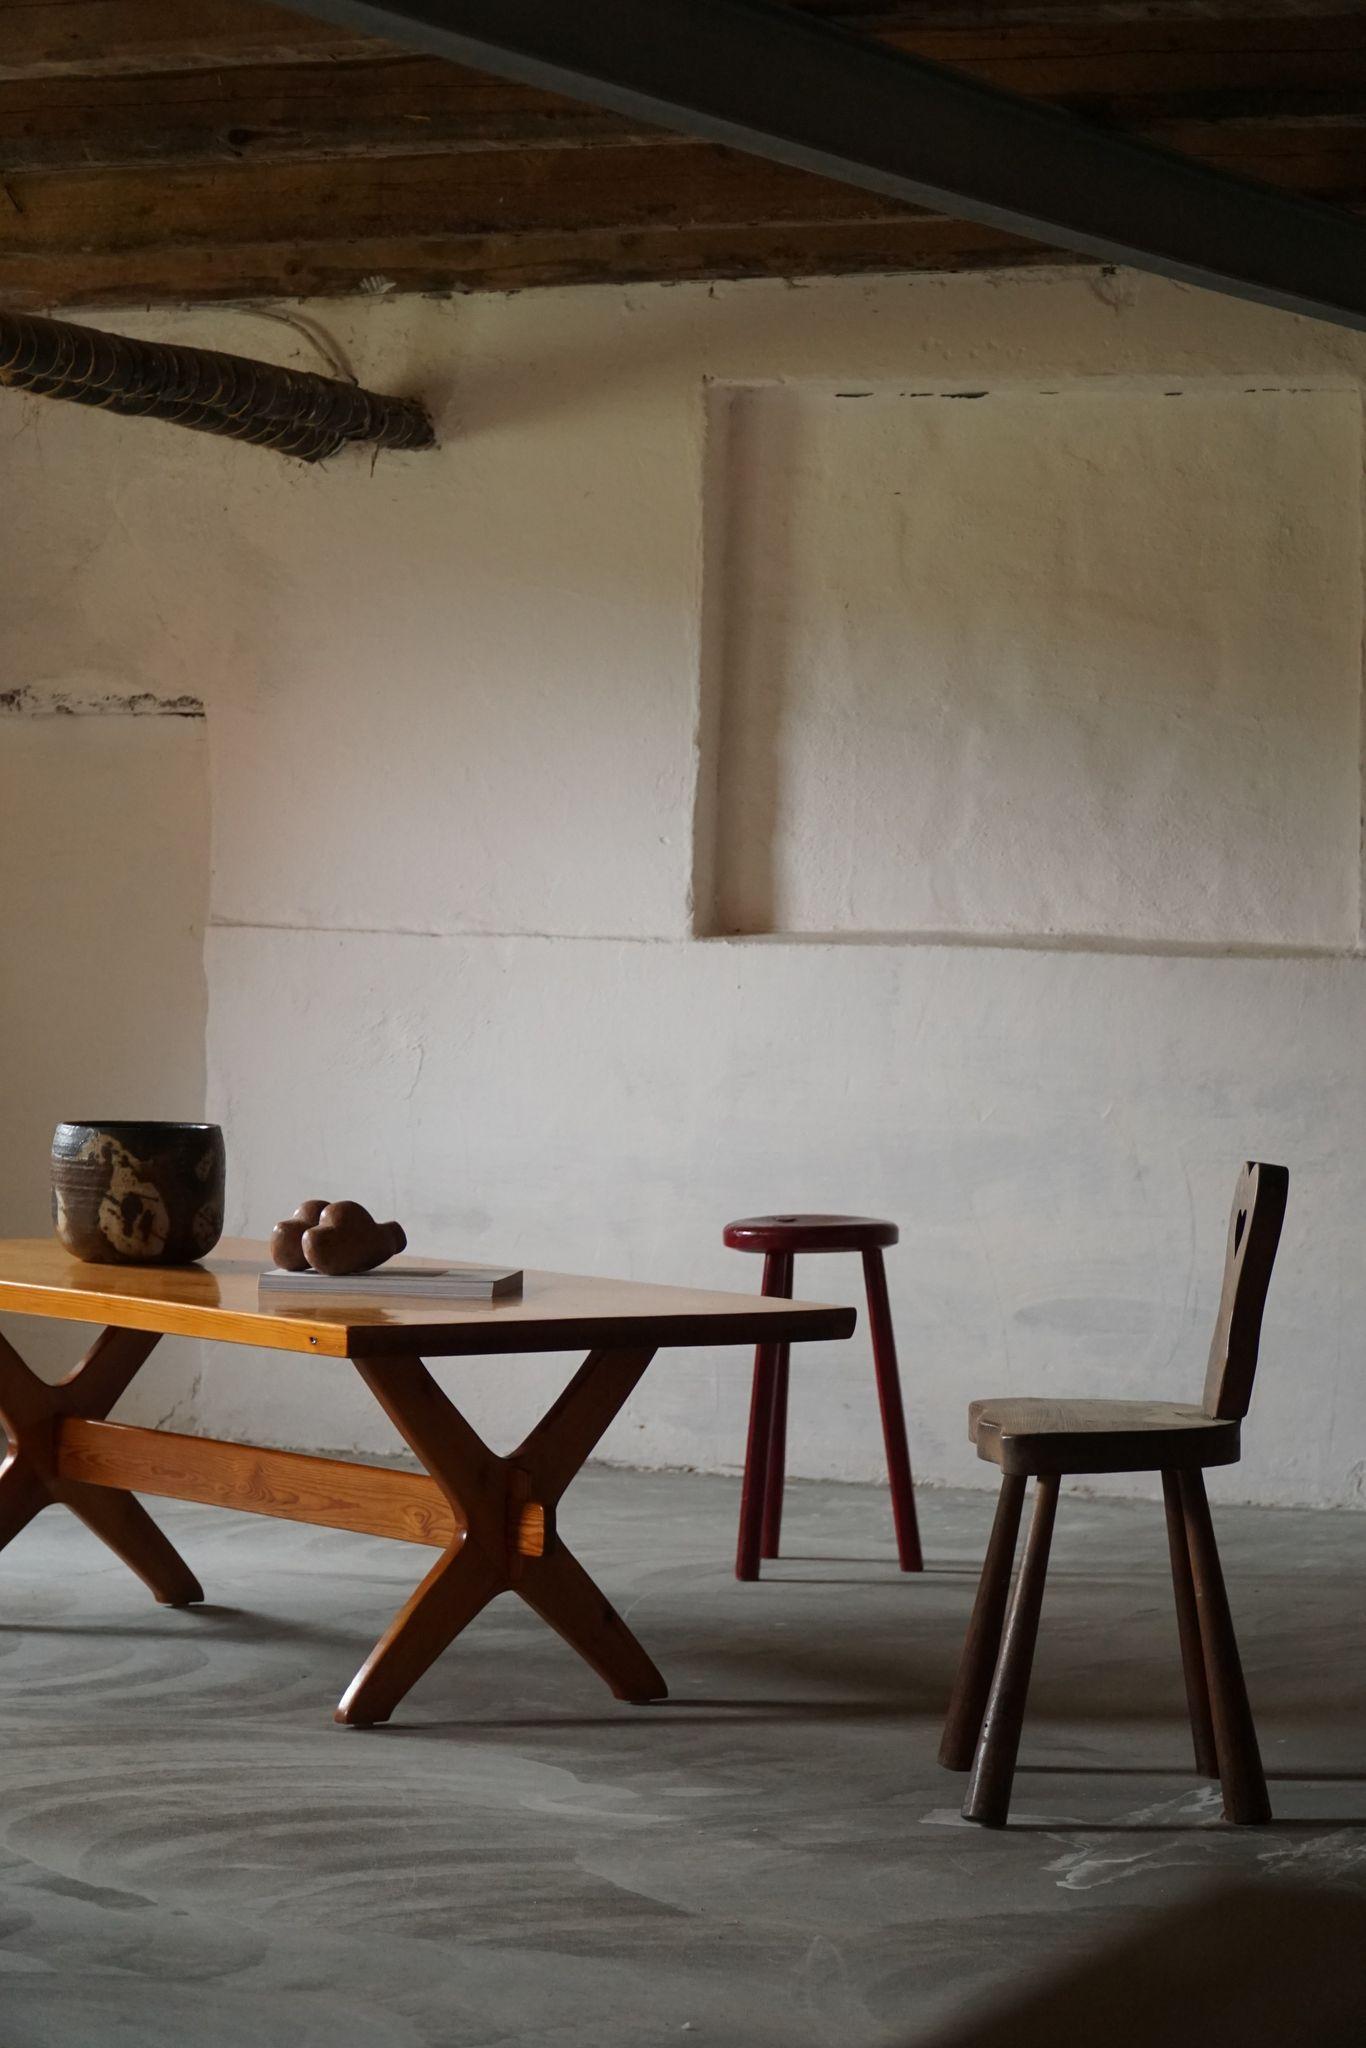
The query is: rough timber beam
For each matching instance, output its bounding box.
[281,0,1366,332]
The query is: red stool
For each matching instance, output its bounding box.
[724,1214,923,1580]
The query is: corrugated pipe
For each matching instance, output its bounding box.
[0,309,435,463]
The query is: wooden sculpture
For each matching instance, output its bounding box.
[269,1200,407,1277]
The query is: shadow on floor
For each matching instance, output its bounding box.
[909,1881,1366,2046]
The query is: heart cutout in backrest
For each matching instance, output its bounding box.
[1234,1208,1248,1254]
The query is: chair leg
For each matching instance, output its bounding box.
[1162,1469,1218,1778]
[735,1252,791,1582]
[962,1474,1059,1828]
[939,1473,1027,1770]
[1179,1469,1271,1825]
[760,1346,790,1559]
[862,1249,923,1572]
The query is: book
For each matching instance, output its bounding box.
[258,1258,523,1303]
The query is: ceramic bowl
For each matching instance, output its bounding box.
[51,1121,226,1265]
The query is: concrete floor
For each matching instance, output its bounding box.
[1,1470,1364,2047]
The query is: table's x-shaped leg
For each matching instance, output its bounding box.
[0,1326,202,1604]
[337,1346,665,1725]
[2,1327,662,1722]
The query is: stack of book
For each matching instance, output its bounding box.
[258,1259,523,1304]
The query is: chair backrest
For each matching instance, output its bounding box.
[1201,1161,1289,1421]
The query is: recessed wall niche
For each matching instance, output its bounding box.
[700,381,1362,945]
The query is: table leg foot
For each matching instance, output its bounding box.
[63,1482,204,1606]
[335,1539,502,1727]
[0,1452,48,1553]
[517,1542,668,1703]
[1,1325,201,1605]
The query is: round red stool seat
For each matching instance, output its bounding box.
[723,1214,899,1255]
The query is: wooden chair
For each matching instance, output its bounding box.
[940,1161,1289,1829]
[723,1213,921,1581]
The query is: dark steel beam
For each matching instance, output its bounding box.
[282,0,1366,333]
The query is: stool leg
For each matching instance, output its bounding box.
[962,1474,1059,1828]
[1179,1470,1271,1824]
[735,1252,789,1582]
[760,1254,794,1560]
[939,1473,1027,1770]
[862,1249,922,1571]
[1162,1469,1218,1778]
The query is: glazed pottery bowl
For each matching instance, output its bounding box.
[51,1121,226,1265]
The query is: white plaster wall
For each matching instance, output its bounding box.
[0,709,209,1410]
[710,381,1363,943]
[206,926,1366,1510]
[7,266,1366,1511]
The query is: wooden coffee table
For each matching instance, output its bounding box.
[0,1239,854,1722]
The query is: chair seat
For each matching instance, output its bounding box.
[968,1397,1241,1476]
[723,1213,898,1255]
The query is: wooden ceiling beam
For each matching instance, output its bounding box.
[0,141,931,256]
[1,1,1364,307]
[6,131,1362,266]
[275,0,1366,330]
[4,21,1366,177]
[7,148,1364,312]
[0,213,1051,311]
[0,1,384,81]
[6,2,1363,84]
[0,59,644,174]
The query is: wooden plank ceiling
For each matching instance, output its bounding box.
[1,0,1364,307]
